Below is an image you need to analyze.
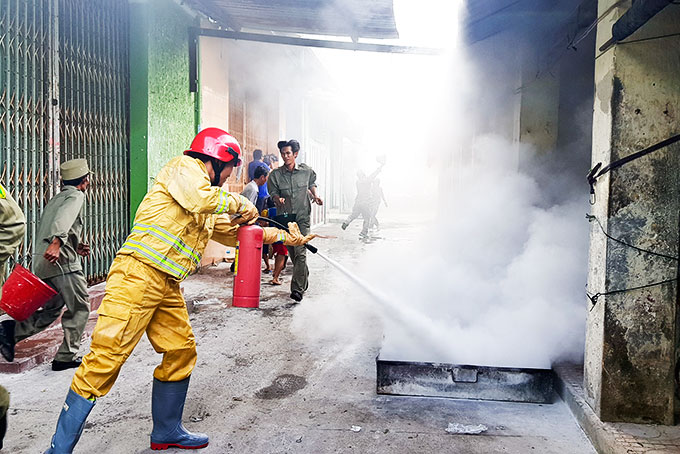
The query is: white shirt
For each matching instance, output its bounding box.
[241,180,259,205]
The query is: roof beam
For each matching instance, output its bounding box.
[190,27,442,55]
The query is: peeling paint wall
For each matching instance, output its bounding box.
[585,0,680,424]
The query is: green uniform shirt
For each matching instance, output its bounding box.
[33,186,85,279]
[0,183,26,288]
[267,163,317,225]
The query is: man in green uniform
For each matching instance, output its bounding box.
[0,181,27,449]
[0,159,92,371]
[267,139,323,302]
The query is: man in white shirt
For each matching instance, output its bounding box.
[241,165,269,205]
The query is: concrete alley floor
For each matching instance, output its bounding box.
[0,220,594,454]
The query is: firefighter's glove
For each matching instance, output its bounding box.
[232,196,259,225]
[284,222,317,246]
[262,223,317,246]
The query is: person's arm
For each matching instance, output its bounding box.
[43,192,85,264]
[43,237,62,263]
[262,222,317,246]
[77,242,91,257]
[367,164,383,181]
[165,158,255,221]
[308,169,322,205]
[267,172,285,207]
[211,218,316,248]
[210,215,240,247]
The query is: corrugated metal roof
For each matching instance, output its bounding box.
[185,0,399,39]
[463,0,584,44]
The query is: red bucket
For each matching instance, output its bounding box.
[0,265,57,321]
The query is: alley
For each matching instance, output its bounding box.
[1,221,594,453]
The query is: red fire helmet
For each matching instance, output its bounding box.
[184,127,242,166]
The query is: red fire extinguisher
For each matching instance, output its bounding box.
[232,225,263,308]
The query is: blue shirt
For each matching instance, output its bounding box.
[248,161,269,181]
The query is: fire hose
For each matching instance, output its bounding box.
[257,216,318,254]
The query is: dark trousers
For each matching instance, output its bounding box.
[287,222,310,294]
[344,203,371,235]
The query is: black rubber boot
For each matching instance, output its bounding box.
[0,321,16,362]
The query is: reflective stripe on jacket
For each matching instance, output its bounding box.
[118,156,249,280]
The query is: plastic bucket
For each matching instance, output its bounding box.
[0,265,57,321]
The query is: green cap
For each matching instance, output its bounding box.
[61,159,90,181]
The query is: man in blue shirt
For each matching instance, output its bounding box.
[247,149,268,181]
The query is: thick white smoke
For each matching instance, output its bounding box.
[292,135,589,369]
[370,136,589,368]
[289,1,590,369]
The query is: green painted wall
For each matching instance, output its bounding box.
[128,0,197,221]
[147,0,196,180]
[129,1,150,222]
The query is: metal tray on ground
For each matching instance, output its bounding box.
[376,357,555,404]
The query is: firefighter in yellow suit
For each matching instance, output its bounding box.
[45,128,316,454]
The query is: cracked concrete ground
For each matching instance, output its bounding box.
[0,220,594,453]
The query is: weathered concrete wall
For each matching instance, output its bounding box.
[518,73,560,154]
[584,0,680,424]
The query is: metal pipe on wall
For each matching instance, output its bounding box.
[599,0,675,52]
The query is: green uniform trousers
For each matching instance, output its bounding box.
[0,266,10,447]
[0,261,7,316]
[0,261,5,286]
[14,271,90,362]
[0,385,8,418]
[0,261,6,295]
[287,222,310,294]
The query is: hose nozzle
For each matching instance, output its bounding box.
[258,216,318,254]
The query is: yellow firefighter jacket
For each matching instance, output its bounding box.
[118,156,247,280]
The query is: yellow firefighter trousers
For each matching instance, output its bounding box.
[71,255,197,399]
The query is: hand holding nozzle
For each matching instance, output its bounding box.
[259,217,319,253]
[284,222,317,247]
[262,223,317,249]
